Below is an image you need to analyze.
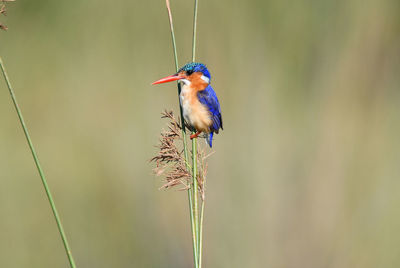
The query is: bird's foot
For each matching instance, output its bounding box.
[190,131,202,139]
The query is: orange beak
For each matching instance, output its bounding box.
[152,74,185,85]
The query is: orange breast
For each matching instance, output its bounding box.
[189,96,213,133]
[180,83,212,133]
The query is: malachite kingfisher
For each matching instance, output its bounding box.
[152,62,223,147]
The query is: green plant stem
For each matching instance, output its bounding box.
[192,138,200,258]
[192,0,199,62]
[199,195,205,268]
[191,0,202,266]
[0,57,76,268]
[165,1,198,267]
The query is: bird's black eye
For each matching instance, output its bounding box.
[186,70,193,75]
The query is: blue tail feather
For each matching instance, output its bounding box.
[206,132,214,148]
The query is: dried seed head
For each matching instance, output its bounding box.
[0,5,6,15]
[196,147,214,200]
[151,110,191,190]
[151,110,212,196]
[1,0,15,31]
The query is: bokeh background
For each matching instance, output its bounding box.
[1,0,400,267]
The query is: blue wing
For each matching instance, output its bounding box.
[197,85,223,147]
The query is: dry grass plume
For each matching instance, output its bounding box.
[151,110,211,197]
[0,0,15,31]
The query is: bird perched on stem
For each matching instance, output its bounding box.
[152,62,223,147]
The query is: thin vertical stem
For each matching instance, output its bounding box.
[0,57,77,268]
[192,0,199,62]
[192,138,199,257]
[198,195,205,268]
[165,0,190,170]
[191,0,201,266]
[165,1,198,267]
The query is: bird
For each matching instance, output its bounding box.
[152,62,223,147]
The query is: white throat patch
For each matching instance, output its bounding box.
[181,79,191,85]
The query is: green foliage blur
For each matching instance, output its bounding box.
[1,0,399,267]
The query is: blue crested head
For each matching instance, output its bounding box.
[179,62,211,81]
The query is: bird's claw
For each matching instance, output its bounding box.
[190,132,202,139]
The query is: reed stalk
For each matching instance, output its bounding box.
[198,195,205,268]
[165,1,198,267]
[164,1,203,266]
[190,1,204,266]
[192,137,199,256]
[0,57,77,268]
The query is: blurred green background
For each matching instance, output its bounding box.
[1,0,400,267]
